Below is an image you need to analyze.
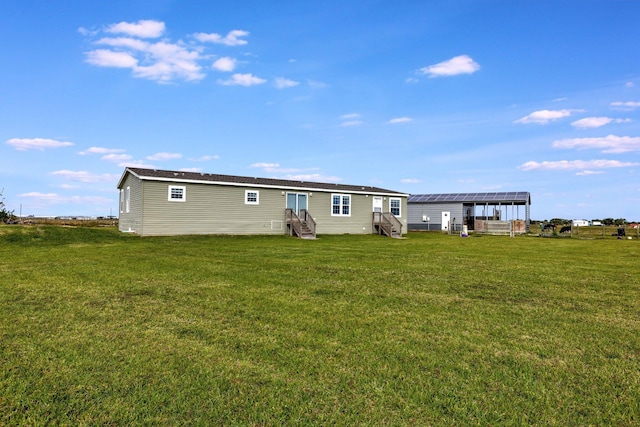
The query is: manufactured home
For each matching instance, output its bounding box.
[117,167,408,238]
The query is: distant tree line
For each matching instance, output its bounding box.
[532,218,632,226]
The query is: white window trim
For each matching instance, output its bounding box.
[119,189,124,213]
[125,187,130,213]
[389,197,401,217]
[168,185,186,202]
[331,193,351,217]
[245,190,259,205]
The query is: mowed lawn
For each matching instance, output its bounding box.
[1,226,638,425]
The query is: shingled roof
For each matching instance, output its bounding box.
[121,167,407,196]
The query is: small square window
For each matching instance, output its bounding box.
[168,185,186,202]
[245,190,259,205]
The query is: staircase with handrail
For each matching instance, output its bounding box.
[372,212,402,238]
[285,208,316,239]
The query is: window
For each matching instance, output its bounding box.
[168,185,186,202]
[245,190,259,205]
[125,187,130,213]
[390,198,401,216]
[119,189,124,213]
[332,194,351,216]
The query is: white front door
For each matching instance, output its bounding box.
[441,211,450,231]
[372,196,383,213]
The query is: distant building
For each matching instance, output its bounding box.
[407,192,531,234]
[572,220,589,227]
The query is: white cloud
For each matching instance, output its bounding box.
[401,178,421,184]
[610,101,640,111]
[85,49,138,68]
[518,159,639,171]
[218,73,266,86]
[576,170,605,176]
[147,152,182,161]
[341,121,364,127]
[340,113,361,120]
[102,153,133,163]
[552,135,640,153]
[626,82,634,88]
[118,160,156,168]
[78,146,126,155]
[212,57,237,72]
[274,77,300,89]
[514,109,579,125]
[50,170,118,183]
[251,162,280,169]
[106,20,165,38]
[571,117,631,129]
[388,117,413,124]
[281,173,341,182]
[419,55,480,78]
[179,167,201,172]
[193,30,249,46]
[189,155,220,161]
[6,137,74,151]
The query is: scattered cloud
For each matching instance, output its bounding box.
[419,55,480,78]
[340,113,361,120]
[146,152,182,161]
[50,170,118,183]
[189,155,220,161]
[179,167,201,172]
[193,30,249,46]
[251,162,280,169]
[274,77,300,89]
[218,73,266,86]
[514,109,581,125]
[106,19,165,38]
[102,153,133,163]
[83,21,251,83]
[78,147,126,155]
[281,173,341,183]
[118,160,156,168]
[552,135,640,153]
[626,82,635,88]
[341,121,364,127]
[610,101,640,111]
[85,36,204,82]
[576,170,605,176]
[571,117,631,129]
[401,178,421,184]
[388,117,413,124]
[518,159,638,172]
[212,57,237,72]
[6,137,74,151]
[339,113,363,127]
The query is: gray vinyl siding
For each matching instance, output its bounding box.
[310,193,407,235]
[118,174,143,233]
[407,202,463,230]
[139,181,289,236]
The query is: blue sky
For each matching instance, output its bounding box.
[1,0,639,220]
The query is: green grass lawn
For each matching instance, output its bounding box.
[1,226,638,425]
